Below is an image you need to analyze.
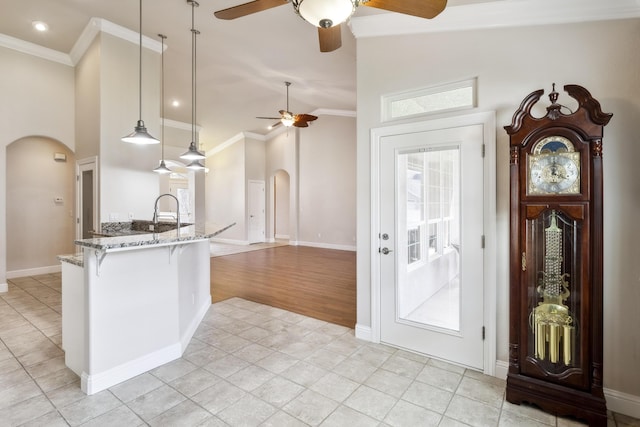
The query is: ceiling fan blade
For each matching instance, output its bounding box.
[296,114,318,122]
[293,121,309,128]
[257,116,281,120]
[364,0,447,19]
[214,0,288,20]
[318,25,342,53]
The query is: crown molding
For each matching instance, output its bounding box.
[0,17,164,67]
[311,108,357,118]
[71,18,163,65]
[0,33,72,66]
[207,132,268,157]
[350,0,640,38]
[164,118,201,133]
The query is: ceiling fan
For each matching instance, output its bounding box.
[257,81,318,128]
[214,0,448,52]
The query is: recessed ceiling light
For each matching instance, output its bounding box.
[172,100,180,107]
[32,21,49,32]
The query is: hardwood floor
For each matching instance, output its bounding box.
[210,245,356,328]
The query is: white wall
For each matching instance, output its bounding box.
[299,115,356,249]
[274,170,290,238]
[75,36,101,161]
[0,46,75,287]
[356,19,640,401]
[206,139,246,241]
[99,34,162,222]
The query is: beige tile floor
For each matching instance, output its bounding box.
[1,273,639,426]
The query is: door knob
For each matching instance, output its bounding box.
[380,247,393,255]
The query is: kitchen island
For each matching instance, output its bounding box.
[58,223,234,395]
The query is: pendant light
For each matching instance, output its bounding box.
[153,34,172,174]
[182,0,206,169]
[122,0,159,144]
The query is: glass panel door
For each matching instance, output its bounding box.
[397,147,461,331]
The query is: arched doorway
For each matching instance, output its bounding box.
[6,136,75,277]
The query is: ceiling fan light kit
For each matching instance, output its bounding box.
[214,0,447,53]
[257,81,318,129]
[280,111,295,127]
[292,0,357,28]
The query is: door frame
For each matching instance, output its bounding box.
[370,111,497,374]
[76,156,99,240]
[248,179,266,244]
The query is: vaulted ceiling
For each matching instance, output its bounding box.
[1,0,635,150]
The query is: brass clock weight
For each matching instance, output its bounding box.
[505,84,612,426]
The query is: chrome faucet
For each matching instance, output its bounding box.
[152,193,180,232]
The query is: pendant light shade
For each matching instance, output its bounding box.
[123,0,159,144]
[186,160,206,171]
[154,34,172,174]
[180,0,206,163]
[154,159,172,174]
[181,141,205,161]
[123,120,158,144]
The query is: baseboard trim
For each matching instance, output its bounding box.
[297,241,357,252]
[355,324,373,341]
[495,359,508,380]
[210,237,249,245]
[81,343,182,395]
[6,264,61,279]
[604,387,640,419]
[181,298,211,351]
[0,282,7,293]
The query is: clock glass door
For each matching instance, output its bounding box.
[523,207,587,387]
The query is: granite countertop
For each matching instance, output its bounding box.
[72,222,235,252]
[58,253,84,267]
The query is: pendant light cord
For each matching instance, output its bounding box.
[159,34,166,160]
[190,1,199,147]
[138,0,143,121]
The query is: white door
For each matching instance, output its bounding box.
[379,124,485,369]
[248,180,266,244]
[169,177,192,224]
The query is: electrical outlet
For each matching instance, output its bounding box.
[128,212,134,219]
[109,213,119,221]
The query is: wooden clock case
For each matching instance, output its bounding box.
[504,84,612,426]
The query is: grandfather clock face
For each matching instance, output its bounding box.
[527,136,581,195]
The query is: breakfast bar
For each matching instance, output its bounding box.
[58,223,234,395]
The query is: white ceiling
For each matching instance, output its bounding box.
[0,0,491,150]
[0,0,637,150]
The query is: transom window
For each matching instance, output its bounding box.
[382,78,477,122]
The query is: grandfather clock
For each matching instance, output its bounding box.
[505,84,612,426]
